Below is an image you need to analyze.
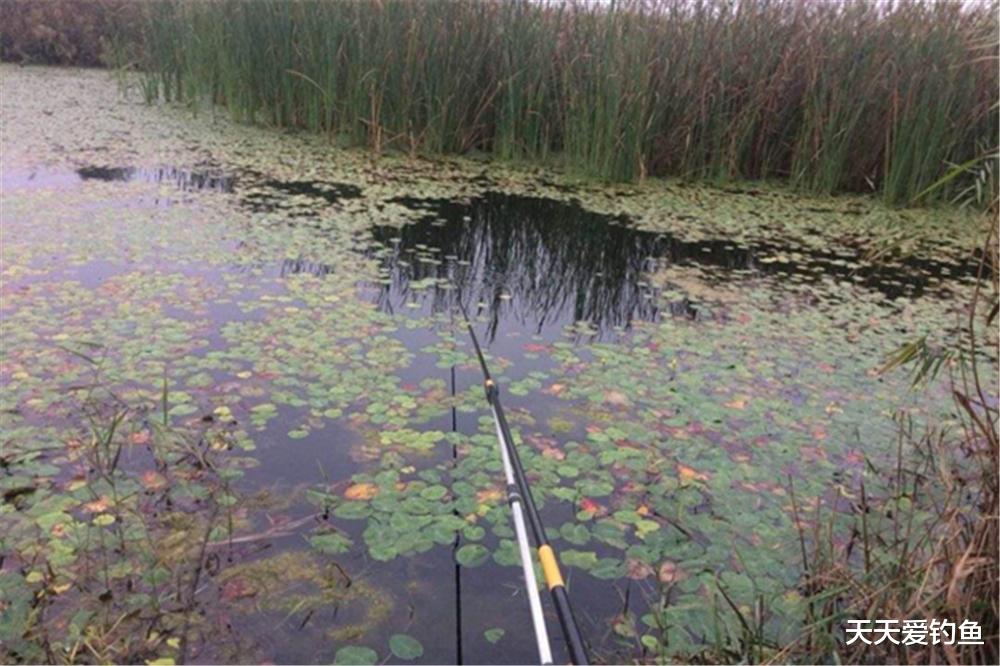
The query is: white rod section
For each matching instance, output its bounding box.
[493,406,553,665]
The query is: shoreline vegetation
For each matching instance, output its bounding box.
[3,0,997,205]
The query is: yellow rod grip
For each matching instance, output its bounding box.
[538,545,564,590]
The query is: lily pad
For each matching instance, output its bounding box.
[389,634,424,660]
[455,544,490,567]
[334,646,378,665]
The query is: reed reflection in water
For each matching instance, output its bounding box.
[367,191,979,340]
[368,192,684,340]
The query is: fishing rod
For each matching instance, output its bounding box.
[458,301,589,666]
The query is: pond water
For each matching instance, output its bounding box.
[1,66,991,665]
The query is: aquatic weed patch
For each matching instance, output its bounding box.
[1,375,247,663]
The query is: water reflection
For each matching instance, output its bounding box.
[76,165,234,192]
[369,193,687,339]
[367,191,981,340]
[279,257,335,277]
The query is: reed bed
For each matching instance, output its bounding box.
[127,0,998,204]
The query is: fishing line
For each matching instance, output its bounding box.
[450,307,464,665]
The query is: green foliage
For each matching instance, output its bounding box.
[388,634,424,660]
[333,646,378,665]
[130,0,997,203]
[310,531,354,555]
[0,0,141,66]
[455,543,490,568]
[0,375,246,664]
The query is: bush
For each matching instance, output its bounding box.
[0,0,138,67]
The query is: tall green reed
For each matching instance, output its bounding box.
[127,0,998,205]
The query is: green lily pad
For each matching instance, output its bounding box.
[334,646,378,665]
[561,550,599,570]
[310,532,353,555]
[419,485,448,501]
[455,543,489,567]
[389,634,424,660]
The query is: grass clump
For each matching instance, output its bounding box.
[0,367,251,664]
